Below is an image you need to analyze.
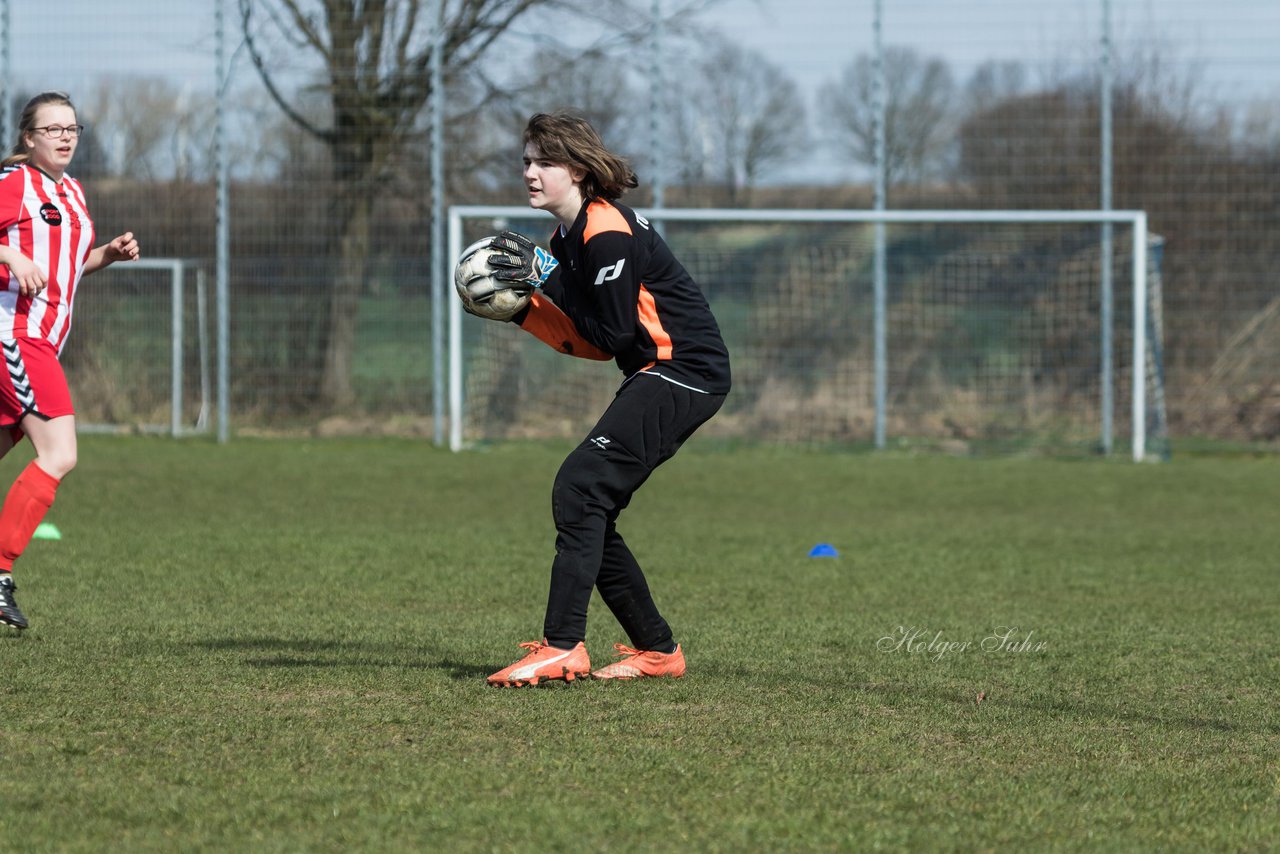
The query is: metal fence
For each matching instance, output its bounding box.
[1,0,1276,449]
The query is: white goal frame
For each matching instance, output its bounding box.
[77,257,212,437]
[447,206,1152,460]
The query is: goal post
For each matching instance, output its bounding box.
[447,206,1163,461]
[65,257,212,437]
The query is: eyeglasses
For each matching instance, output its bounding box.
[31,125,84,139]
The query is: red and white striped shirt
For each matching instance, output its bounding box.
[0,164,96,354]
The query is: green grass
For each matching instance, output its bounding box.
[2,437,1277,851]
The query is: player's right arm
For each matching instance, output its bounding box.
[0,246,46,297]
[0,172,43,296]
[516,292,612,361]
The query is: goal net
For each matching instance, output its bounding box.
[448,207,1166,460]
[61,258,212,436]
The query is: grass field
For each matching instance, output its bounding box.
[1,436,1277,851]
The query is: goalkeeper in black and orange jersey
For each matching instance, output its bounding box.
[478,112,730,686]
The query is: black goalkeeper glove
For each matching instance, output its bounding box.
[486,230,559,288]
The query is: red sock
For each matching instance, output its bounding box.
[0,461,61,571]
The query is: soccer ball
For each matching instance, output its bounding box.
[454,238,532,322]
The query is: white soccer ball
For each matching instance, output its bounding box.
[454,238,532,322]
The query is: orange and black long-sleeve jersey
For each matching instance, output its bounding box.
[517,198,731,395]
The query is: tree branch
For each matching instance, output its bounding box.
[239,0,333,142]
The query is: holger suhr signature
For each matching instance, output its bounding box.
[876,626,1047,661]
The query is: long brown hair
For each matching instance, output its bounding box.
[2,91,76,168]
[523,112,638,201]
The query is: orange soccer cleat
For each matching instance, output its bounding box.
[487,639,591,687]
[591,643,686,680]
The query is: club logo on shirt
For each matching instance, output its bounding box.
[593,259,625,285]
[38,203,62,226]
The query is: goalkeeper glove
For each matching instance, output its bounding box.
[486,230,559,289]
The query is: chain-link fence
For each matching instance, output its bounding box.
[2,0,1276,448]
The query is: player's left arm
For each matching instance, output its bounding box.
[83,231,140,276]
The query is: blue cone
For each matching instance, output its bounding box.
[808,543,838,558]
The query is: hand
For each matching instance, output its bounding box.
[457,270,531,323]
[105,232,140,263]
[455,235,532,323]
[486,230,558,288]
[1,251,46,298]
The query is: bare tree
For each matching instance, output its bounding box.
[1238,99,1280,155]
[238,0,591,409]
[522,50,638,144]
[85,77,227,182]
[445,47,643,201]
[820,46,956,189]
[963,60,1029,115]
[675,38,806,204]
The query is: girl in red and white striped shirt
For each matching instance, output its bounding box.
[0,91,140,629]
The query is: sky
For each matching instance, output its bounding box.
[9,0,1279,99]
[713,0,1280,102]
[2,0,1277,182]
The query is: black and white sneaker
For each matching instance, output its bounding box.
[0,573,27,630]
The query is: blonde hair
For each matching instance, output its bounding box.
[3,91,76,168]
[523,112,638,201]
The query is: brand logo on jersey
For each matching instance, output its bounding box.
[589,435,612,451]
[593,259,625,285]
[636,214,651,230]
[39,203,62,226]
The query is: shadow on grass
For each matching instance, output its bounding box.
[861,678,1280,737]
[695,662,1279,737]
[189,636,492,680]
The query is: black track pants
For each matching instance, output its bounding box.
[542,375,725,649]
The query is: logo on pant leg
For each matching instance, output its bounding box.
[589,435,612,451]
